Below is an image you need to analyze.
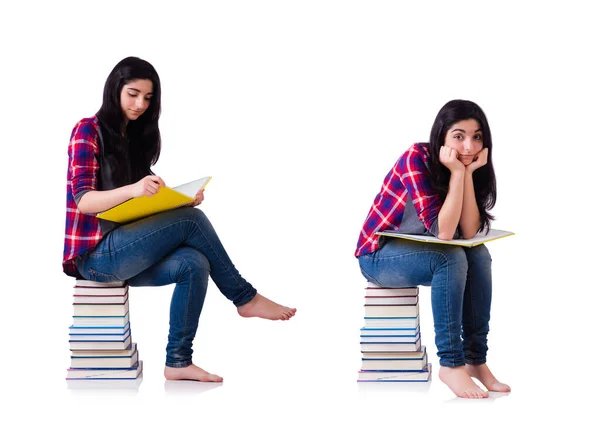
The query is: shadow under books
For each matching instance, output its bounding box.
[67,376,143,395]
[357,380,432,394]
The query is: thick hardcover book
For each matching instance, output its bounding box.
[363,316,420,328]
[72,312,130,327]
[361,349,427,371]
[73,292,129,304]
[73,300,130,317]
[69,322,130,335]
[73,285,129,296]
[66,360,143,380]
[69,328,131,342]
[375,228,514,247]
[70,349,139,369]
[360,326,420,337]
[357,363,432,382]
[71,343,137,358]
[75,280,126,288]
[360,336,421,353]
[69,334,132,351]
[360,333,420,344]
[96,176,211,223]
[364,302,419,318]
[365,286,419,297]
[364,296,418,306]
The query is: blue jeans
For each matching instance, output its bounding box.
[358,238,492,367]
[76,207,257,368]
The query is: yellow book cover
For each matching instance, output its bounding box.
[97,176,212,224]
[374,228,514,247]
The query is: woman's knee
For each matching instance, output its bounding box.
[436,246,468,274]
[171,247,210,281]
[466,244,491,264]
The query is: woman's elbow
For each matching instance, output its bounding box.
[437,232,454,241]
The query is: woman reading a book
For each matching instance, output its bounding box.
[355,100,510,399]
[62,56,296,382]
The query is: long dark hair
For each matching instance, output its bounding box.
[96,56,161,187]
[428,99,497,233]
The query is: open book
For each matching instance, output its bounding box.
[97,176,212,224]
[374,228,514,247]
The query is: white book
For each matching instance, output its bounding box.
[74,285,129,296]
[69,322,130,335]
[361,350,428,371]
[69,329,131,342]
[72,313,130,327]
[364,296,418,305]
[363,316,420,328]
[70,350,139,369]
[365,286,419,297]
[75,279,126,288]
[71,343,137,357]
[360,333,420,344]
[73,300,129,317]
[375,228,514,247]
[66,360,143,380]
[360,326,420,337]
[364,302,419,318]
[69,335,132,351]
[357,363,432,382]
[360,336,421,353]
[73,292,129,304]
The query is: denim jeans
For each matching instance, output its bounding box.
[358,238,492,367]
[76,207,257,368]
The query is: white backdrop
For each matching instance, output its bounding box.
[1,1,598,421]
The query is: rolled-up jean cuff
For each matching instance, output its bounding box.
[165,360,193,368]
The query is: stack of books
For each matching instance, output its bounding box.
[357,282,431,382]
[66,280,143,382]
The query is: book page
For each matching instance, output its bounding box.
[173,176,212,198]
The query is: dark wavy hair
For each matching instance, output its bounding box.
[427,99,497,233]
[96,56,161,187]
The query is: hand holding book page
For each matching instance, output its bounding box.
[97,176,212,224]
[374,228,514,247]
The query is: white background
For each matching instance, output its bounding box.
[1,0,598,421]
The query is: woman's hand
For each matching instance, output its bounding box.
[439,146,465,173]
[131,175,166,198]
[190,189,204,207]
[466,148,488,173]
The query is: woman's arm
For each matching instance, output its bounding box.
[78,175,165,214]
[459,148,489,239]
[437,146,466,240]
[458,171,480,239]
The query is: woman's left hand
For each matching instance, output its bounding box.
[190,189,204,207]
[466,148,489,173]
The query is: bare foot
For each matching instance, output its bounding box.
[466,363,511,392]
[237,293,296,321]
[164,364,223,382]
[439,365,489,399]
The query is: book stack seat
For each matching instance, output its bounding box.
[357,282,431,382]
[66,280,143,383]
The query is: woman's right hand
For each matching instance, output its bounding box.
[130,175,166,198]
[439,146,465,173]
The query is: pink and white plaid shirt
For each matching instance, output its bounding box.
[62,117,103,277]
[355,143,443,257]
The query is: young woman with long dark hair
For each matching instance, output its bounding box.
[355,99,510,398]
[63,56,296,382]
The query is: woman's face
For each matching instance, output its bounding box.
[120,79,153,121]
[443,119,484,166]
